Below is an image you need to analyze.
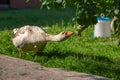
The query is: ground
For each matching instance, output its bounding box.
[0,55,111,80]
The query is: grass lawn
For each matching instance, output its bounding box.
[0,7,120,80]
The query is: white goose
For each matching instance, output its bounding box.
[12,25,73,58]
[110,16,118,32]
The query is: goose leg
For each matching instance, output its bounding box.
[18,49,23,58]
[34,52,39,59]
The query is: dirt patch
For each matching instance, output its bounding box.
[0,55,111,80]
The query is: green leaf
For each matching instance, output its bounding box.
[26,0,30,3]
[56,0,62,3]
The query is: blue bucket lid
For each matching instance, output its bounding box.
[97,16,110,21]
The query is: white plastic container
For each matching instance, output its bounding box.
[94,16,111,37]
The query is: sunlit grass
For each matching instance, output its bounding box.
[0,8,120,80]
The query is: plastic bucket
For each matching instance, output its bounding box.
[94,16,111,37]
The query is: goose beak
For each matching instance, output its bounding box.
[66,31,74,37]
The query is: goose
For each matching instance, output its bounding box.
[12,25,73,58]
[110,16,118,32]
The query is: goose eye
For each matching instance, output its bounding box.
[61,31,66,35]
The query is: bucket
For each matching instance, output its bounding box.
[94,15,111,37]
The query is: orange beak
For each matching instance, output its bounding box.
[66,31,74,37]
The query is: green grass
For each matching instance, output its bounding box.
[0,7,120,80]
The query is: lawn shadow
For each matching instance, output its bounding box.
[40,49,120,79]
[41,49,113,64]
[0,7,76,31]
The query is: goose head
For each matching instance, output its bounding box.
[113,16,118,21]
